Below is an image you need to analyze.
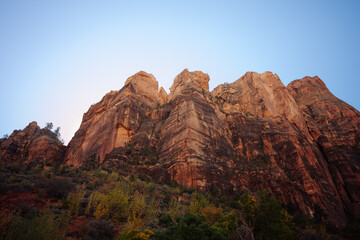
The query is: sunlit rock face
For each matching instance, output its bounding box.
[0,122,65,164]
[155,69,235,191]
[65,71,163,166]
[65,69,360,225]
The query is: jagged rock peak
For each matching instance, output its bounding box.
[212,71,308,134]
[124,71,158,86]
[28,121,40,128]
[0,121,65,163]
[124,71,159,103]
[20,121,41,135]
[244,70,279,79]
[169,69,210,99]
[287,76,329,96]
[236,71,281,87]
[158,87,168,104]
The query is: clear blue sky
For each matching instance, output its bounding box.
[1,0,359,144]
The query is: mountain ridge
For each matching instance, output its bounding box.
[1,69,359,226]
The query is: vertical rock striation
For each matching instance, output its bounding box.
[63,69,359,225]
[65,71,163,166]
[288,76,360,219]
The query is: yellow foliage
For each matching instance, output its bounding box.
[118,228,154,240]
[201,206,223,224]
[167,199,183,218]
[66,189,85,216]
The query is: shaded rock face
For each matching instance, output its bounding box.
[288,76,360,219]
[0,122,65,163]
[211,72,351,224]
[66,69,360,225]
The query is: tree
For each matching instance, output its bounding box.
[239,191,296,240]
[54,127,61,140]
[154,214,226,240]
[45,122,53,130]
[2,134,8,139]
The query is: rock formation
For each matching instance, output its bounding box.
[55,69,360,225]
[288,76,360,219]
[0,122,65,163]
[65,71,163,166]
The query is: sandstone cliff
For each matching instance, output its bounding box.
[64,69,359,225]
[0,122,65,164]
[65,71,164,166]
[288,76,360,219]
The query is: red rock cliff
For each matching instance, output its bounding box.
[288,76,360,219]
[0,121,65,163]
[65,71,165,166]
[65,69,359,225]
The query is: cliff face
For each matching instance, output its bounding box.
[156,69,235,190]
[0,122,65,164]
[65,71,164,166]
[288,76,360,219]
[65,69,360,225]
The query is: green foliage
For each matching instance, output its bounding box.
[62,188,86,216]
[3,209,69,240]
[53,127,63,142]
[186,193,210,215]
[107,171,120,182]
[239,190,296,240]
[119,228,154,240]
[45,177,74,199]
[158,214,173,228]
[239,193,257,223]
[212,211,238,238]
[93,187,130,223]
[1,162,345,239]
[167,198,183,218]
[154,214,226,240]
[85,219,115,240]
[45,122,53,130]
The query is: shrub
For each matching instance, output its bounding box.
[186,193,210,215]
[154,214,226,240]
[4,209,68,240]
[14,203,37,219]
[119,229,154,240]
[167,199,183,218]
[84,219,114,240]
[201,207,223,224]
[93,187,130,223]
[239,190,296,240]
[45,178,73,199]
[62,189,86,216]
[212,211,238,238]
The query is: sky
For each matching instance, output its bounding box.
[1,0,359,144]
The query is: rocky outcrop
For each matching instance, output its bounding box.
[0,122,65,163]
[288,76,360,219]
[156,69,235,190]
[65,69,360,225]
[212,72,349,224]
[211,72,309,135]
[65,71,162,166]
